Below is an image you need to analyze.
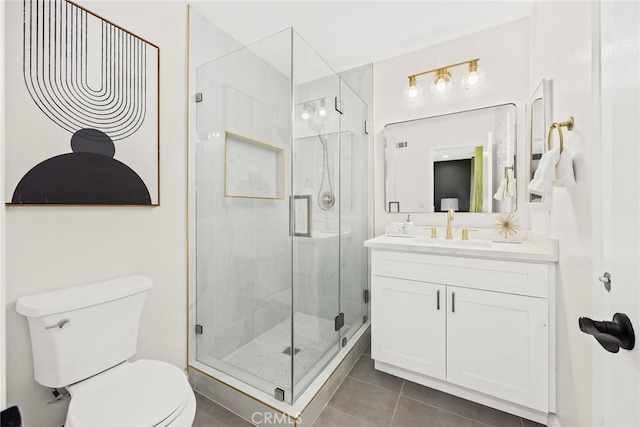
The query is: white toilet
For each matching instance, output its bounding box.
[16,275,196,426]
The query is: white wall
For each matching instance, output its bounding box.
[4,2,188,426]
[529,2,594,426]
[0,0,6,411]
[373,18,530,234]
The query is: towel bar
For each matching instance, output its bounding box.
[548,116,574,153]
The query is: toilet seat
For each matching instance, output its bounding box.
[65,359,194,427]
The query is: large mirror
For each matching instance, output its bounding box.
[384,103,517,214]
[526,79,552,203]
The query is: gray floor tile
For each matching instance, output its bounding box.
[193,392,253,427]
[348,354,404,393]
[401,381,522,427]
[392,396,488,427]
[522,420,545,427]
[328,376,399,427]
[312,405,375,427]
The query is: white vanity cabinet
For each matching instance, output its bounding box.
[369,246,556,423]
[372,277,446,380]
[445,286,549,411]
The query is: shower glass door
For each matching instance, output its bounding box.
[194,28,294,400]
[339,79,370,345]
[194,26,370,405]
[290,31,341,401]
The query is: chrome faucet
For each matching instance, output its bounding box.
[446,209,455,239]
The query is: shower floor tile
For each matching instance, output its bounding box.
[222,312,339,389]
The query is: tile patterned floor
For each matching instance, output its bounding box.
[222,313,338,388]
[193,344,547,427]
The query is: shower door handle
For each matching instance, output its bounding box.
[290,195,312,237]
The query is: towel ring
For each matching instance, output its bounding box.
[504,165,513,179]
[548,116,575,153]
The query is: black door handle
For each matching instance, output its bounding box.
[579,313,635,353]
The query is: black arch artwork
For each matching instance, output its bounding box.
[9,0,159,205]
[12,129,151,204]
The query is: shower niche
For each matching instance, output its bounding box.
[191,26,372,405]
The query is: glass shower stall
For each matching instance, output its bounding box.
[193,28,371,404]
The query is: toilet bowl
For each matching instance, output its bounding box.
[16,275,196,427]
[65,360,196,427]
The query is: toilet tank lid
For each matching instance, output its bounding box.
[16,275,153,318]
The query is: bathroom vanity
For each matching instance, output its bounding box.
[365,234,558,424]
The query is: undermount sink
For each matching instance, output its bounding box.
[412,237,493,248]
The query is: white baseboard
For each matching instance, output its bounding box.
[548,413,561,427]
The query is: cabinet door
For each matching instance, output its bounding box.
[372,276,446,380]
[447,286,548,411]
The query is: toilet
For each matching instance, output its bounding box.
[16,275,196,426]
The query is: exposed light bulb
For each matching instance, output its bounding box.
[301,108,311,120]
[402,78,423,100]
[318,106,328,117]
[461,61,485,90]
[430,69,452,96]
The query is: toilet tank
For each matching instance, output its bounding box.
[16,275,153,388]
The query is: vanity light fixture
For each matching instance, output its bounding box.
[405,58,484,100]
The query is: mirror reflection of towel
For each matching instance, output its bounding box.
[494,179,507,201]
[494,168,516,201]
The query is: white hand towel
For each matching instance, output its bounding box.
[528,147,560,197]
[554,149,576,187]
[494,169,517,201]
[506,168,516,198]
[494,178,507,201]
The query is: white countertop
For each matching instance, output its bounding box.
[364,232,558,263]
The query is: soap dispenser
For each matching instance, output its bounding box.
[404,215,414,236]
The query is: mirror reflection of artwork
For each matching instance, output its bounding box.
[5,0,159,205]
[384,103,516,214]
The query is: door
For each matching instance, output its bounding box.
[446,286,548,411]
[593,2,640,425]
[371,276,446,380]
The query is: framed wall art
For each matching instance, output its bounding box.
[5,0,160,205]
